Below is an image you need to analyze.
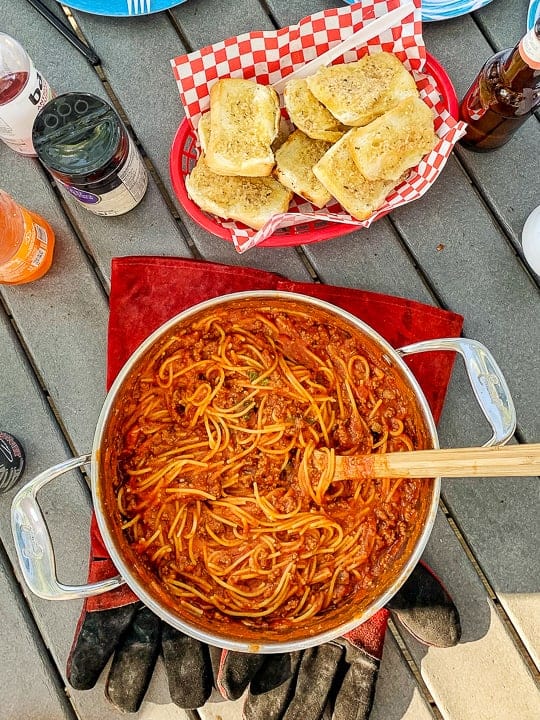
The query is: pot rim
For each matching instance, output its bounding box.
[92,290,441,653]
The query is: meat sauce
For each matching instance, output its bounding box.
[102,298,434,642]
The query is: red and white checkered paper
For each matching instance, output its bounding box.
[171,0,467,253]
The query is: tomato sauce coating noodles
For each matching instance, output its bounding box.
[107,300,431,632]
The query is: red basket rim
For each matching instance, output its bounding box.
[169,52,458,248]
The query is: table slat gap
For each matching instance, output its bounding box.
[140,157,203,260]
[64,67,200,262]
[442,504,540,677]
[39,175,112,299]
[258,0,282,30]
[438,498,497,600]
[453,150,540,287]
[166,8,196,53]
[294,245,322,281]
[388,618,443,719]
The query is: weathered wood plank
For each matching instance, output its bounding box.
[0,546,75,720]
[408,512,540,720]
[0,1,537,719]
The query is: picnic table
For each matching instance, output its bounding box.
[1,0,539,718]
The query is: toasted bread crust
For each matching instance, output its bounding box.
[306,52,418,127]
[313,130,397,220]
[205,79,279,177]
[348,96,437,181]
[186,154,292,230]
[274,130,332,208]
[283,78,347,142]
[197,112,211,154]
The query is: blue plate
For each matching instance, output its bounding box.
[59,0,188,16]
[342,0,493,23]
[528,0,540,29]
[421,1,493,22]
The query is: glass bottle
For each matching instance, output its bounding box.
[0,190,55,284]
[32,92,148,216]
[0,33,54,155]
[459,19,540,151]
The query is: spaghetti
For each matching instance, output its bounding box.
[107,299,430,631]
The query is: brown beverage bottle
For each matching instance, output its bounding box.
[459,19,540,151]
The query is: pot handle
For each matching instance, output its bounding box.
[11,454,124,600]
[397,338,516,447]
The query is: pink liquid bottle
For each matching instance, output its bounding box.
[0,33,54,155]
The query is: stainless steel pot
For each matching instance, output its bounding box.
[11,291,516,652]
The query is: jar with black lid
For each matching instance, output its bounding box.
[32,92,148,216]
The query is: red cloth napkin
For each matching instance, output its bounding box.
[108,256,463,423]
[88,255,463,613]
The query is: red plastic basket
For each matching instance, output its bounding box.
[169,53,459,248]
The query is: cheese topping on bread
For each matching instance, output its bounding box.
[198,111,290,155]
[283,78,347,142]
[186,55,430,229]
[274,130,332,208]
[186,154,292,230]
[306,52,418,127]
[205,79,280,177]
[348,96,437,181]
[313,130,398,220]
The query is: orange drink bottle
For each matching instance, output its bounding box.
[0,190,55,284]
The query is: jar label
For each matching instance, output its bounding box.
[0,63,54,155]
[0,209,53,283]
[57,135,148,216]
[520,26,540,70]
[64,186,100,204]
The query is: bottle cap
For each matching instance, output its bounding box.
[32,92,122,178]
[0,431,26,493]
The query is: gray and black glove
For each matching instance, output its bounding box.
[67,520,460,719]
[212,560,461,720]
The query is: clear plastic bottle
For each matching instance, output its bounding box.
[0,33,54,155]
[0,190,55,284]
[459,19,540,151]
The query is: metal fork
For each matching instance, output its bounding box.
[127,0,151,15]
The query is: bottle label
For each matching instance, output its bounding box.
[57,135,148,216]
[0,431,25,492]
[0,62,54,155]
[0,209,52,283]
[519,26,540,70]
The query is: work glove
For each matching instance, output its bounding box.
[67,515,291,713]
[67,515,461,716]
[230,560,461,720]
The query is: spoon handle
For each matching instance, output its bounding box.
[333,443,540,479]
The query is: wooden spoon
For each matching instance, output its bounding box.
[312,443,540,480]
